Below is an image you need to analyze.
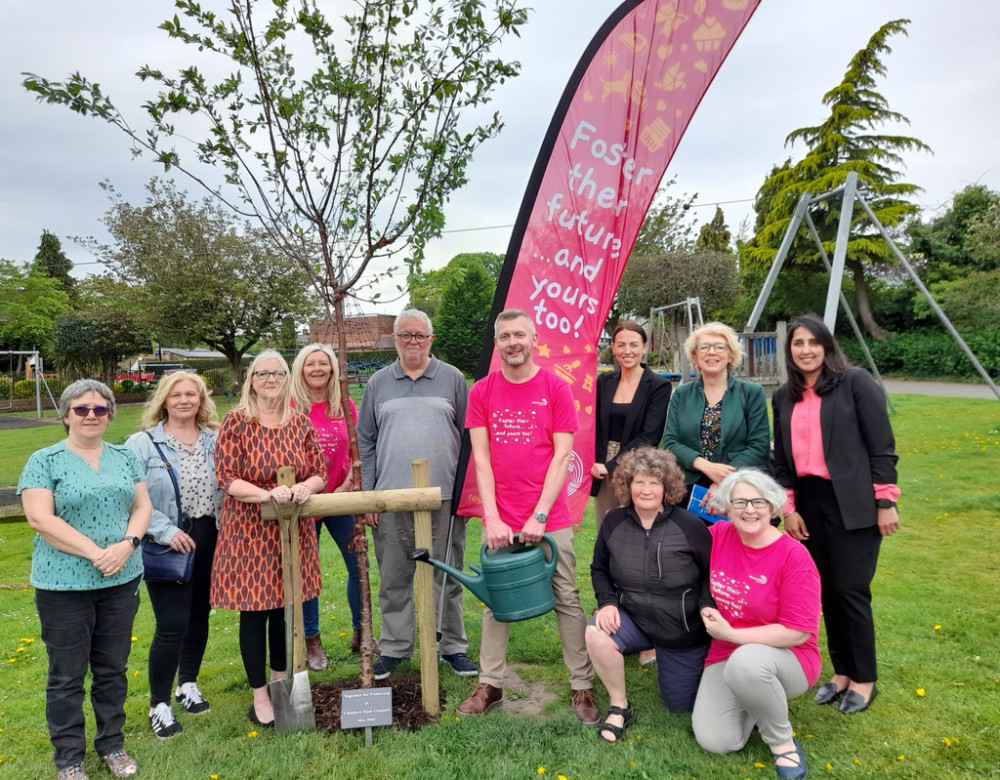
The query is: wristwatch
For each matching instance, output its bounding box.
[123,535,141,548]
[875,499,896,510]
[532,511,547,524]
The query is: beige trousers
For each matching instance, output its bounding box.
[476,526,594,691]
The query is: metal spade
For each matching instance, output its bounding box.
[270,466,316,733]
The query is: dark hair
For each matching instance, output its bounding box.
[611,447,687,507]
[611,321,647,345]
[784,313,851,401]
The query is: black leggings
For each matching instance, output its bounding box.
[239,608,286,689]
[145,516,217,706]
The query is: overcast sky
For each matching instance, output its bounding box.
[2,0,998,312]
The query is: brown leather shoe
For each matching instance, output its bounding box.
[305,634,328,671]
[572,688,601,725]
[456,683,503,716]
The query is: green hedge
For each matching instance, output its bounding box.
[841,330,1000,380]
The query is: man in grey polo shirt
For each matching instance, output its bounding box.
[357,308,475,680]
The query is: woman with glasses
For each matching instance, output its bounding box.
[290,343,362,669]
[210,351,326,728]
[18,380,152,780]
[124,373,223,739]
[772,314,899,715]
[591,322,671,528]
[662,322,770,513]
[692,469,820,780]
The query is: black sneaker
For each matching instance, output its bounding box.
[372,655,404,680]
[440,652,478,677]
[175,682,211,714]
[149,703,183,739]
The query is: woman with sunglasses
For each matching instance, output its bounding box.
[662,322,770,512]
[210,351,326,728]
[290,343,362,669]
[18,380,152,780]
[124,372,223,739]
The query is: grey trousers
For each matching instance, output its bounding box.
[692,643,809,752]
[372,501,468,657]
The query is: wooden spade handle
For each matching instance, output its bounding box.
[275,467,307,675]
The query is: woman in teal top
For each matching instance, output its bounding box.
[662,323,770,513]
[18,379,151,780]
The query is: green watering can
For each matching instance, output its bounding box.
[410,534,558,623]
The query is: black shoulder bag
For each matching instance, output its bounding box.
[140,432,195,583]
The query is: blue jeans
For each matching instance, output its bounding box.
[302,515,361,637]
[35,577,141,769]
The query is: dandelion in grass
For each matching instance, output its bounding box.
[15,647,24,653]
[339,632,347,638]
[897,755,905,761]
[132,670,140,676]
[131,636,138,642]
[18,637,35,643]
[826,763,833,771]
[942,737,952,747]
[854,758,860,765]
[7,658,15,664]
[211,775,219,779]
[536,767,545,775]
[247,730,259,738]
[916,688,926,697]
[557,775,567,780]
[754,762,766,768]
[933,624,941,631]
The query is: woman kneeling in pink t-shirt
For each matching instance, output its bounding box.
[692,469,820,780]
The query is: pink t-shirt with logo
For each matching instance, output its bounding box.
[306,397,357,493]
[466,368,579,532]
[705,520,822,685]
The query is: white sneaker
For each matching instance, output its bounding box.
[175,682,211,714]
[149,702,183,739]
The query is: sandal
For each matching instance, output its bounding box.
[596,702,636,744]
[772,738,808,780]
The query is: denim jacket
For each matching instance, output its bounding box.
[124,422,223,545]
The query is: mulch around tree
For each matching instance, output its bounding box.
[312,674,445,733]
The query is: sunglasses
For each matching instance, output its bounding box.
[70,406,111,418]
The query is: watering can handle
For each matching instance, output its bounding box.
[479,533,559,569]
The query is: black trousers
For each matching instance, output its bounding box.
[36,577,141,769]
[145,515,217,706]
[796,476,882,683]
[239,608,286,689]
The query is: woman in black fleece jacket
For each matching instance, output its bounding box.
[587,447,713,743]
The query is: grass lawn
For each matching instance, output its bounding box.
[0,394,997,779]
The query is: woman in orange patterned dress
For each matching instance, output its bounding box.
[210,351,326,728]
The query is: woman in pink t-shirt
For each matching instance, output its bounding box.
[691,469,820,780]
[291,344,361,670]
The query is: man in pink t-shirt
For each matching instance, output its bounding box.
[457,309,599,725]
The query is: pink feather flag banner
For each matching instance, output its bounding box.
[456,0,762,521]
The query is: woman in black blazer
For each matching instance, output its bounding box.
[772,314,900,715]
[591,322,671,528]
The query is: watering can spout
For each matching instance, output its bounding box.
[409,548,492,605]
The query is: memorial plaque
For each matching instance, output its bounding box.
[340,687,393,730]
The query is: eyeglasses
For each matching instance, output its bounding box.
[395,332,430,344]
[696,343,729,353]
[70,406,110,418]
[730,498,771,509]
[252,370,288,380]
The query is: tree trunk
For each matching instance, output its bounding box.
[333,293,376,687]
[850,260,890,341]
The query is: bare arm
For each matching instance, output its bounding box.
[520,431,574,544]
[700,606,809,648]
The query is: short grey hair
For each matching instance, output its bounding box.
[394,308,433,335]
[709,468,786,517]
[59,379,116,432]
[494,308,534,337]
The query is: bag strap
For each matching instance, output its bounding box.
[145,431,186,529]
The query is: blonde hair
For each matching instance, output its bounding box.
[290,343,343,419]
[234,350,294,424]
[139,372,218,431]
[685,321,744,370]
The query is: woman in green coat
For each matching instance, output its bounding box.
[662,322,770,514]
